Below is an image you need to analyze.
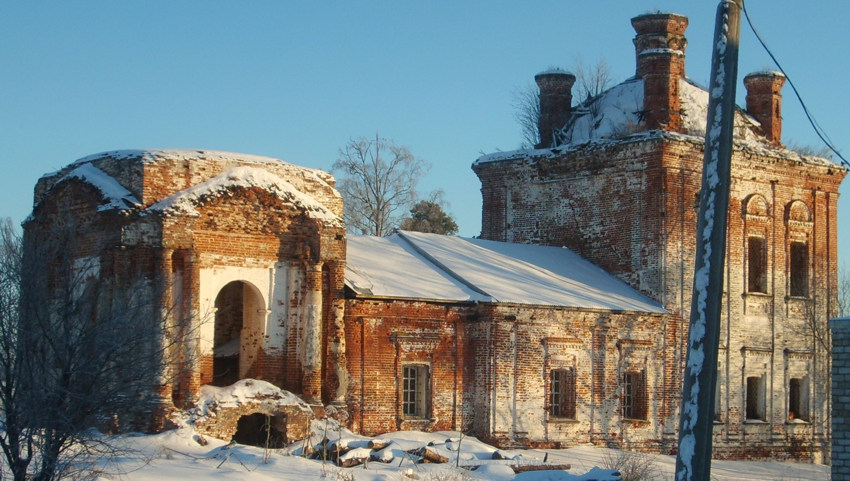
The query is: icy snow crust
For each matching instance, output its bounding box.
[346,230,665,313]
[148,166,340,224]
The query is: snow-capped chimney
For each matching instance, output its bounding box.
[535,71,576,148]
[744,71,786,147]
[631,13,688,132]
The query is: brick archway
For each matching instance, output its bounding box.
[212,280,266,387]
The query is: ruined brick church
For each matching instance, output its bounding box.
[24,12,843,461]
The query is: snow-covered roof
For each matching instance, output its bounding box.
[476,71,841,171]
[59,148,337,193]
[537,67,574,76]
[346,231,666,313]
[52,163,140,212]
[346,234,487,302]
[75,148,294,167]
[475,74,838,167]
[557,77,645,144]
[474,128,838,169]
[148,166,341,224]
[555,77,760,146]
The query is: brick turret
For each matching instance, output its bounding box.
[535,71,576,148]
[631,13,688,132]
[744,71,786,146]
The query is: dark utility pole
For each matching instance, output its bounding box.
[674,1,741,480]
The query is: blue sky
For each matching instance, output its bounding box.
[2,1,848,266]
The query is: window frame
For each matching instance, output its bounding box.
[549,368,577,419]
[789,241,809,298]
[745,375,766,421]
[747,236,768,294]
[401,364,430,419]
[714,364,723,423]
[788,376,809,422]
[622,370,648,420]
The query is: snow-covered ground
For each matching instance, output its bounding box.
[76,381,833,480]
[85,422,829,481]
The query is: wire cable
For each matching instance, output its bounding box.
[741,0,850,169]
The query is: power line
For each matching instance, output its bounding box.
[741,0,850,170]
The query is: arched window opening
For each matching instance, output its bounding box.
[744,194,769,217]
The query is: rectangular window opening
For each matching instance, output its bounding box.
[549,368,576,419]
[789,242,809,297]
[789,377,809,422]
[622,370,647,420]
[402,365,429,418]
[748,236,768,293]
[714,372,722,422]
[746,375,766,421]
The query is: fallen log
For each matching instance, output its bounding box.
[512,464,571,474]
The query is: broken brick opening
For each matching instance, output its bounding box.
[232,412,287,449]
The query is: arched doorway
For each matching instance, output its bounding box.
[212,281,265,386]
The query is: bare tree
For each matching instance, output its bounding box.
[573,56,613,104]
[795,266,850,358]
[786,140,835,160]
[0,217,180,481]
[512,57,614,149]
[333,134,429,236]
[838,265,850,318]
[512,82,541,149]
[0,218,27,481]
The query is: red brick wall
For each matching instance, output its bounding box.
[344,298,474,436]
[344,296,680,451]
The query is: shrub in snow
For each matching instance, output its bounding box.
[601,448,660,481]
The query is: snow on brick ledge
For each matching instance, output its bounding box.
[147,166,342,225]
